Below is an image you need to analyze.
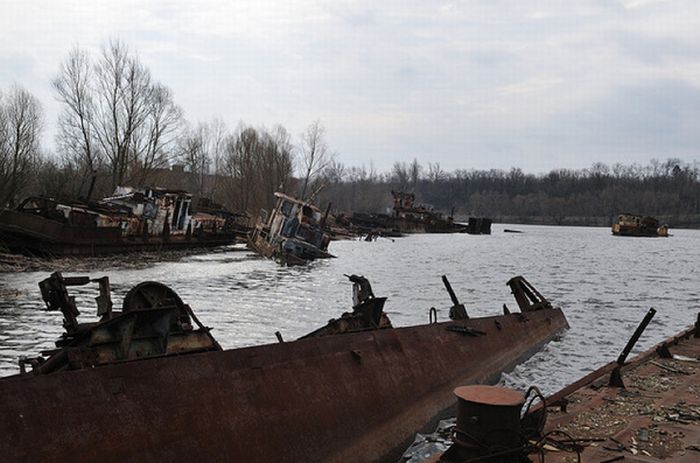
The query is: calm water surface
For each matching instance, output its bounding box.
[1,224,698,394]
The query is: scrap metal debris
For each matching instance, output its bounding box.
[400,419,456,462]
[18,272,220,375]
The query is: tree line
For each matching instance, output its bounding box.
[2,39,700,227]
[316,159,700,227]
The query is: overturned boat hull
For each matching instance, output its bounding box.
[0,306,567,462]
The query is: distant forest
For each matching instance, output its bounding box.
[317,159,700,227]
[1,40,700,227]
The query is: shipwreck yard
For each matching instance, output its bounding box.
[1,223,699,462]
[1,224,697,382]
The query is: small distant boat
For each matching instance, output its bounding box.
[612,213,669,237]
[248,192,334,265]
[503,229,523,233]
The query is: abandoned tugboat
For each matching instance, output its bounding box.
[0,187,248,256]
[612,213,669,237]
[0,273,567,463]
[248,192,334,265]
[351,192,493,235]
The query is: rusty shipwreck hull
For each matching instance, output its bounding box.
[0,307,567,463]
[0,208,238,256]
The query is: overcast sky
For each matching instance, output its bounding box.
[1,0,699,173]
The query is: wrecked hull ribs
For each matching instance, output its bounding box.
[0,187,248,256]
[0,190,248,257]
[0,275,568,463]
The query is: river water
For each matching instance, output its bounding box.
[1,224,698,395]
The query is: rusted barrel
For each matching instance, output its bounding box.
[442,385,525,462]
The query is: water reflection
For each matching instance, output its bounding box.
[1,224,698,396]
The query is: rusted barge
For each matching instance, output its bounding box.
[535,313,700,463]
[612,213,669,237]
[419,311,700,463]
[0,188,247,256]
[0,274,567,463]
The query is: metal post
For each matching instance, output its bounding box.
[610,308,656,387]
[617,308,656,366]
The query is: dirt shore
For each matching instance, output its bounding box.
[0,247,246,273]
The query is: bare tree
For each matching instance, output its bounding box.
[92,39,153,189]
[409,158,422,191]
[206,118,229,198]
[258,124,294,207]
[131,83,182,186]
[223,125,260,212]
[53,47,99,197]
[0,92,7,195]
[391,161,409,191]
[427,162,446,183]
[218,123,295,214]
[176,119,225,198]
[0,86,43,207]
[54,39,184,191]
[298,120,335,200]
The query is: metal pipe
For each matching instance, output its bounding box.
[617,308,656,365]
[442,275,460,306]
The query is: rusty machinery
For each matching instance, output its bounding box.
[19,272,220,375]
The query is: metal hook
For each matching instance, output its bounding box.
[429,307,438,324]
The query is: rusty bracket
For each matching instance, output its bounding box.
[656,344,673,359]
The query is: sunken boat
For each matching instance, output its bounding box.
[248,192,334,265]
[352,191,469,235]
[0,273,568,463]
[612,213,669,237]
[0,187,248,256]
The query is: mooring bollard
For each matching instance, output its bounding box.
[441,385,525,462]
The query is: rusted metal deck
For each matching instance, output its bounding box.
[540,319,700,463]
[0,277,567,463]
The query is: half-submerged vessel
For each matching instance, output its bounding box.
[0,187,247,256]
[248,192,334,265]
[387,191,467,233]
[351,191,490,235]
[612,213,669,237]
[0,273,568,462]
